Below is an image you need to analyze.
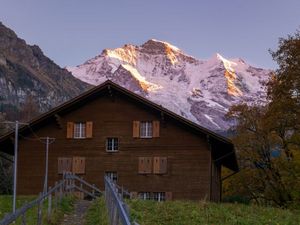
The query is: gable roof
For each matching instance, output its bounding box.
[0,80,238,171]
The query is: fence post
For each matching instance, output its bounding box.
[37,192,43,225]
[54,182,58,209]
[59,183,63,204]
[47,187,52,222]
[21,212,26,225]
[92,184,95,197]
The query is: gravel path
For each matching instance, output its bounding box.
[60,200,91,225]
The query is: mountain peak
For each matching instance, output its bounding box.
[67,40,271,132]
[141,39,181,54]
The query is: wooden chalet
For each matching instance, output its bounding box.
[0,80,238,201]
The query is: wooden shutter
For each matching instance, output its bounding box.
[72,157,86,174]
[133,121,140,138]
[153,157,160,174]
[138,157,145,174]
[86,121,93,138]
[145,157,152,174]
[58,158,63,174]
[159,157,167,174]
[166,192,172,201]
[58,157,72,174]
[138,157,152,174]
[153,121,160,137]
[66,122,74,138]
[153,157,167,174]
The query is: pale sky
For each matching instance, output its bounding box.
[0,0,299,69]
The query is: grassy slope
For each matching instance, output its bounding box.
[0,195,75,225]
[128,200,300,225]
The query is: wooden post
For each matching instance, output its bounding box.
[47,188,52,222]
[21,212,26,225]
[92,184,95,197]
[59,183,63,204]
[54,182,58,209]
[37,193,43,225]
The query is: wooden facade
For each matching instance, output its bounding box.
[0,81,238,201]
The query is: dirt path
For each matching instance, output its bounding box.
[60,200,91,225]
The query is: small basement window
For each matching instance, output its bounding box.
[153,192,166,202]
[140,121,153,138]
[74,122,86,139]
[138,192,152,200]
[105,171,118,182]
[106,138,119,152]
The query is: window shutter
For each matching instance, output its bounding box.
[133,121,140,138]
[153,157,167,174]
[138,157,145,174]
[153,121,160,137]
[86,121,93,138]
[166,192,172,201]
[58,157,72,174]
[153,157,160,174]
[159,157,167,174]
[138,157,152,174]
[66,122,74,139]
[72,157,86,174]
[58,158,63,174]
[145,157,152,174]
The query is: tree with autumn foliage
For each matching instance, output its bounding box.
[224,30,300,208]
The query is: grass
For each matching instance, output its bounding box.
[0,195,75,225]
[128,199,300,225]
[85,197,109,225]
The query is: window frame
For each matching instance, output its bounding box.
[73,122,86,139]
[153,192,166,202]
[106,137,119,152]
[138,192,152,200]
[140,121,153,138]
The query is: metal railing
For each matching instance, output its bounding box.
[0,180,65,225]
[0,172,102,225]
[104,176,137,225]
[64,172,102,198]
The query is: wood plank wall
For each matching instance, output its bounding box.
[17,93,213,201]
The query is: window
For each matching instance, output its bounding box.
[138,192,168,201]
[73,122,86,138]
[106,138,119,152]
[153,192,166,202]
[138,192,152,200]
[140,121,153,138]
[105,171,118,182]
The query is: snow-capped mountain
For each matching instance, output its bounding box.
[67,39,271,133]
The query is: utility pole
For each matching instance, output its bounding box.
[40,137,55,194]
[1,121,28,213]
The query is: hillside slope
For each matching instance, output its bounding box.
[0,22,91,117]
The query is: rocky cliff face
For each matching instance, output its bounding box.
[67,39,272,132]
[0,22,91,117]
